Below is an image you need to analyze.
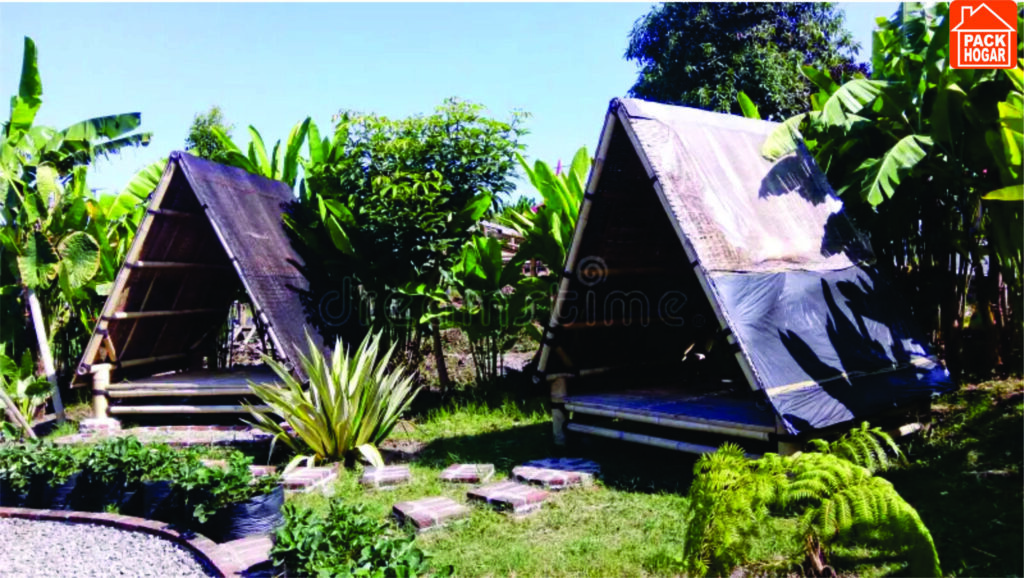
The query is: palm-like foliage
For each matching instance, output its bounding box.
[245,331,421,468]
[0,37,151,392]
[765,3,1024,375]
[210,119,310,189]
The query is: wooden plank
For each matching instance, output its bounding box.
[105,308,223,320]
[109,387,255,398]
[107,382,261,391]
[126,261,232,270]
[110,404,272,415]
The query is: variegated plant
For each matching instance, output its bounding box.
[245,331,420,470]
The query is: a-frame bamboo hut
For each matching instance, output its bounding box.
[74,152,323,419]
[538,98,954,454]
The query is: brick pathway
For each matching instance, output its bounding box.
[393,497,470,532]
[467,480,549,516]
[360,465,412,489]
[439,463,494,484]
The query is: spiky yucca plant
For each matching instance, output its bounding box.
[682,424,940,577]
[245,331,420,469]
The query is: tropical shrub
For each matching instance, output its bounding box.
[292,99,526,382]
[682,424,939,577]
[245,331,421,468]
[0,37,152,393]
[0,345,50,437]
[210,118,310,189]
[766,3,1024,375]
[271,499,445,577]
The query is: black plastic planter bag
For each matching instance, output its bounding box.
[202,486,284,543]
[76,474,134,513]
[0,478,28,507]
[29,472,82,510]
[138,480,182,524]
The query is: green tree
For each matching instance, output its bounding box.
[625,2,865,120]
[292,98,526,385]
[184,105,233,160]
[766,3,1024,376]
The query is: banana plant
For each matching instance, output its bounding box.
[763,3,1023,374]
[210,119,310,189]
[1,36,152,394]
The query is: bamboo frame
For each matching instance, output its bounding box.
[109,404,271,415]
[77,162,178,379]
[566,423,759,457]
[116,353,188,369]
[104,308,223,320]
[147,208,202,218]
[126,261,232,270]
[564,403,772,440]
[109,387,254,398]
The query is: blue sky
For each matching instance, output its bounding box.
[0,2,896,200]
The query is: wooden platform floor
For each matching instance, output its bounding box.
[563,387,777,433]
[109,366,284,390]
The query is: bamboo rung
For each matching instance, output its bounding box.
[109,387,255,398]
[110,404,272,415]
[148,208,203,218]
[126,261,231,270]
[106,382,265,391]
[104,308,223,320]
[117,353,188,369]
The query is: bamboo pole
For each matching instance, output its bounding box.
[567,423,760,457]
[117,353,188,369]
[104,308,222,320]
[110,404,272,415]
[126,261,232,270]
[564,403,772,440]
[27,288,64,423]
[91,363,110,419]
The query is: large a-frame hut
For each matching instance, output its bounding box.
[74,152,324,420]
[538,98,954,454]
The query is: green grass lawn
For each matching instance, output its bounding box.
[288,378,1023,577]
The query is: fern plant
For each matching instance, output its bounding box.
[682,424,940,577]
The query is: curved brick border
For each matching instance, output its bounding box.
[0,507,257,577]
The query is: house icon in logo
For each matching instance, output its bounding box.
[951,0,1018,69]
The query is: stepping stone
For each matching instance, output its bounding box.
[281,465,338,494]
[467,481,548,516]
[200,459,277,477]
[515,457,600,489]
[360,465,412,489]
[439,463,495,484]
[393,496,470,532]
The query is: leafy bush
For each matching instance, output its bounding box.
[30,442,86,486]
[246,331,420,468]
[272,500,446,577]
[0,441,36,493]
[175,451,280,524]
[682,424,940,577]
[80,436,156,487]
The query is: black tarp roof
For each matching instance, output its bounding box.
[539,98,954,435]
[75,152,323,385]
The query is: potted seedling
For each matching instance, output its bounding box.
[179,450,283,543]
[28,442,86,509]
[0,442,34,507]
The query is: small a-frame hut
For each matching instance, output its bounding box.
[539,99,954,454]
[74,152,323,419]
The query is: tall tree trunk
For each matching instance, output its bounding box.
[430,317,451,391]
[26,288,65,423]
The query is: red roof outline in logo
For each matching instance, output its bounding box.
[952,2,1015,31]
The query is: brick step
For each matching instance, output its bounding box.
[439,463,494,484]
[281,465,339,494]
[467,480,549,516]
[393,497,470,532]
[513,457,600,490]
[361,465,412,489]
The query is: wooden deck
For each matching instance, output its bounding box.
[106,366,282,415]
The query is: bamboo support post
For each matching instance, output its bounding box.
[551,377,568,446]
[91,364,111,419]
